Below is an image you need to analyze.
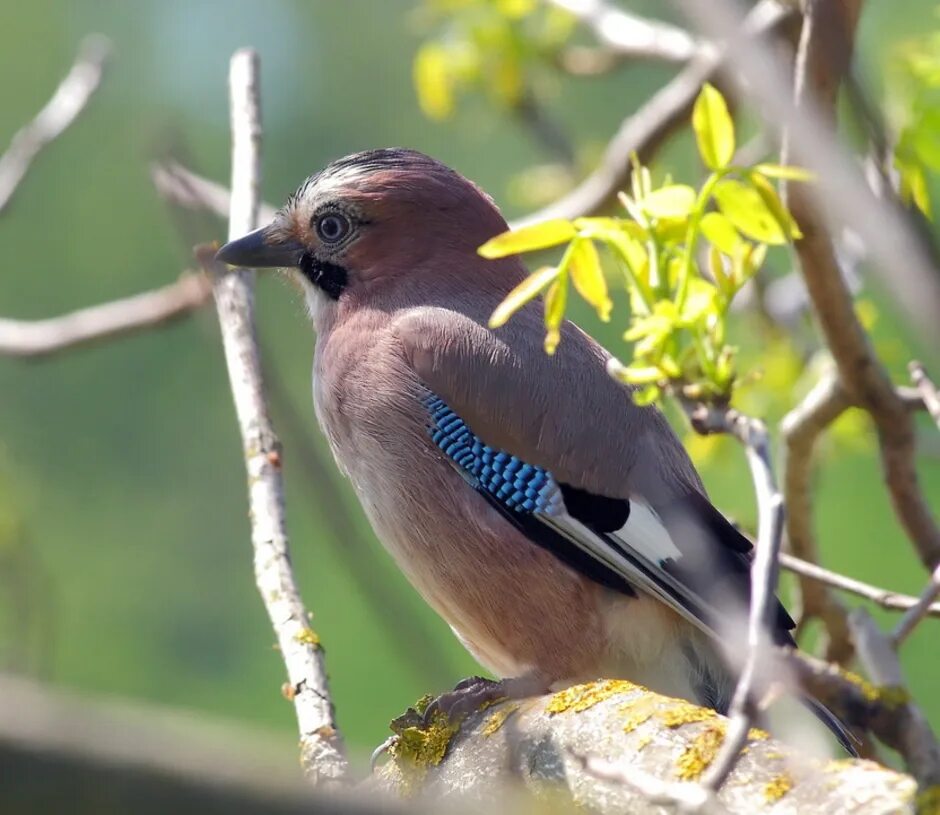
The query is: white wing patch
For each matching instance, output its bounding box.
[541,498,721,638]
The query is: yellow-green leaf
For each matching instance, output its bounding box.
[700,211,742,255]
[478,219,577,258]
[692,83,735,170]
[413,44,454,121]
[489,266,559,328]
[569,239,612,321]
[642,185,697,220]
[614,365,664,385]
[679,278,719,324]
[543,276,568,355]
[748,172,802,240]
[713,179,788,244]
[754,163,815,182]
[631,384,661,406]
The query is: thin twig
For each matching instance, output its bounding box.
[151,159,278,224]
[511,0,793,229]
[685,407,785,792]
[780,552,940,620]
[547,0,698,64]
[574,752,729,815]
[780,372,854,663]
[891,564,940,646]
[0,273,212,359]
[0,35,111,215]
[674,0,940,571]
[203,49,347,785]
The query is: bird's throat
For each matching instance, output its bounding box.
[299,252,347,300]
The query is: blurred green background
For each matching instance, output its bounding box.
[0,0,938,770]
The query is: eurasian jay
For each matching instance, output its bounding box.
[217,148,853,751]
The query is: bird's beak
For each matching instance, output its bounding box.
[215,225,305,269]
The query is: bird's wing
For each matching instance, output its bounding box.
[394,304,795,645]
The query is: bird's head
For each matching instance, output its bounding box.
[216,148,513,320]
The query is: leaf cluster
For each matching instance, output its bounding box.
[889,16,940,219]
[480,84,810,406]
[411,0,574,120]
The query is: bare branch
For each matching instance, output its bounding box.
[891,564,940,646]
[0,35,110,215]
[0,273,211,359]
[546,0,698,64]
[780,552,940,619]
[203,49,348,785]
[673,0,940,570]
[575,753,728,815]
[780,372,854,662]
[151,159,278,223]
[785,644,940,788]
[377,677,916,813]
[677,404,785,792]
[511,0,793,229]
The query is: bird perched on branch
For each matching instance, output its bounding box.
[217,148,853,752]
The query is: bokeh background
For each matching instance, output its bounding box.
[1,0,938,774]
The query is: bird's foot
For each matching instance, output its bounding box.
[421,673,547,727]
[421,675,504,726]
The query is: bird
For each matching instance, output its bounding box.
[216,147,854,752]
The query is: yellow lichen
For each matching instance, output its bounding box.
[294,627,320,647]
[619,694,660,733]
[763,773,793,803]
[675,722,726,781]
[546,679,639,714]
[747,727,769,741]
[390,710,459,770]
[840,669,909,708]
[635,735,652,751]
[917,785,940,815]
[658,700,717,728]
[481,703,519,736]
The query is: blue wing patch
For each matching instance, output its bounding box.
[424,394,564,516]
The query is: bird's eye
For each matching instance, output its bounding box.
[315,212,350,244]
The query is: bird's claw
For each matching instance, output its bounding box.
[421,675,505,727]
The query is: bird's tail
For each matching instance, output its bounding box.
[801,695,860,757]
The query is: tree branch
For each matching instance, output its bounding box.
[780,552,940,620]
[201,49,347,785]
[0,273,212,359]
[546,0,698,65]
[780,372,854,663]
[674,0,940,571]
[510,0,793,229]
[375,678,916,813]
[0,35,111,215]
[672,400,786,793]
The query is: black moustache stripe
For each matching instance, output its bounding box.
[299,253,348,300]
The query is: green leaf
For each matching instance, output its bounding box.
[713,179,789,244]
[413,44,454,121]
[478,219,577,258]
[699,211,742,255]
[568,239,612,321]
[896,152,932,218]
[641,185,697,220]
[679,279,719,325]
[692,83,735,170]
[631,384,661,406]
[754,163,814,182]
[543,276,568,355]
[613,365,664,385]
[748,172,802,240]
[489,266,559,328]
